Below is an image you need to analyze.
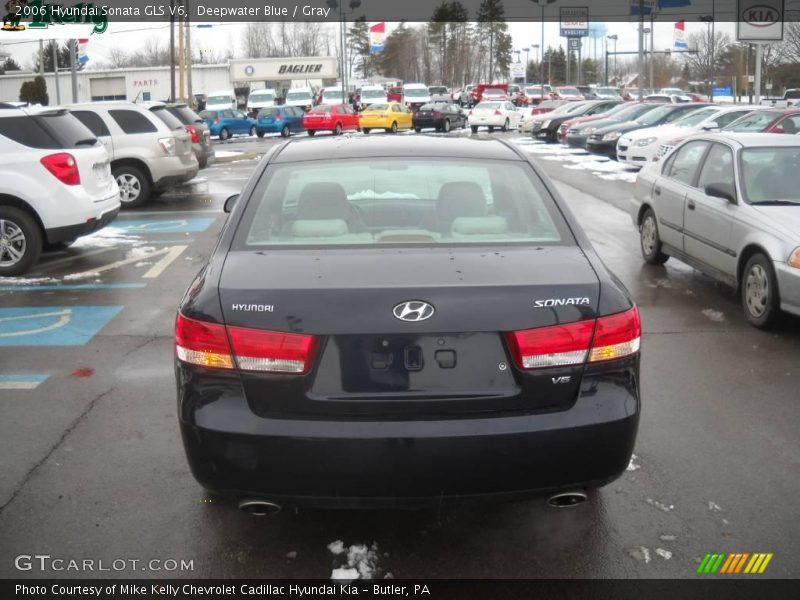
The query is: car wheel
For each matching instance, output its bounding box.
[390,121,398,134]
[742,253,780,328]
[307,130,316,136]
[363,128,371,134]
[414,127,421,133]
[501,118,509,132]
[249,126,256,137]
[334,123,343,136]
[0,206,41,276]
[443,119,451,133]
[256,131,265,138]
[470,125,478,134]
[113,165,151,208]
[281,125,290,138]
[639,209,669,265]
[219,128,230,141]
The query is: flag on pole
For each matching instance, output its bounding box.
[674,21,688,49]
[78,39,90,65]
[369,22,385,54]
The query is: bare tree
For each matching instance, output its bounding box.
[683,30,732,84]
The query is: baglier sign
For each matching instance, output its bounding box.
[737,0,785,42]
[229,57,338,81]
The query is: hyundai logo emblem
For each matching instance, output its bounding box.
[393,301,435,322]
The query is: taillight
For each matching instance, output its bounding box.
[158,136,176,155]
[185,124,199,144]
[40,153,80,186]
[276,113,283,121]
[175,314,234,369]
[505,307,640,370]
[213,116,220,124]
[227,326,317,374]
[175,313,318,374]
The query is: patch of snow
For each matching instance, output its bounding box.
[330,567,359,582]
[655,548,673,560]
[71,228,143,249]
[628,546,652,564]
[62,271,99,281]
[701,309,727,323]
[626,454,641,471]
[327,540,345,555]
[660,534,677,541]
[126,246,157,260]
[708,501,722,512]
[215,150,244,158]
[646,498,674,512]
[348,189,420,200]
[0,276,57,285]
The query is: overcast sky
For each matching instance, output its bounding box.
[1,19,737,73]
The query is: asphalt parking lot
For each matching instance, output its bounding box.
[1,128,798,579]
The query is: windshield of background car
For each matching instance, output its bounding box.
[482,89,504,96]
[287,91,312,101]
[671,107,719,127]
[636,105,676,125]
[361,89,386,99]
[207,95,231,105]
[250,92,275,103]
[559,88,580,96]
[429,87,447,94]
[741,147,800,205]
[724,111,780,132]
[233,159,573,248]
[595,88,620,96]
[404,88,428,97]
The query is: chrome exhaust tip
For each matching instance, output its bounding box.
[238,498,282,515]
[546,490,588,508]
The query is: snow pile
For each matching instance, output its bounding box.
[701,309,727,323]
[328,541,381,581]
[70,228,143,249]
[626,454,641,471]
[646,498,674,512]
[125,246,157,260]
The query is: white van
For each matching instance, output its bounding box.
[247,88,277,115]
[205,89,237,111]
[284,87,315,111]
[358,85,387,110]
[403,83,431,110]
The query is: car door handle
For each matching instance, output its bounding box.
[687,200,696,211]
[654,186,661,196]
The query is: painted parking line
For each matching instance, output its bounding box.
[0,306,123,346]
[0,284,147,292]
[66,245,187,280]
[109,218,215,234]
[0,374,50,390]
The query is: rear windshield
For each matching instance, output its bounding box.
[234,159,572,248]
[364,103,389,111]
[361,89,386,98]
[310,105,332,114]
[724,111,780,132]
[250,92,275,102]
[404,88,427,95]
[168,105,203,124]
[287,90,312,100]
[741,147,800,204]
[199,110,216,120]
[785,90,800,99]
[207,95,231,105]
[0,111,96,149]
[482,89,504,96]
[429,87,447,94]
[149,107,184,130]
[258,108,278,118]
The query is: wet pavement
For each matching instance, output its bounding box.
[0,131,798,579]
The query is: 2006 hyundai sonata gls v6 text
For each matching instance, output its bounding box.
[175,136,641,511]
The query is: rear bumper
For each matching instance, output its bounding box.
[178,367,640,507]
[151,156,198,188]
[46,205,120,244]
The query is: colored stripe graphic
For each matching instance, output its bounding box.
[698,552,773,574]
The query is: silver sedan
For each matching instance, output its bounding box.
[630,132,800,328]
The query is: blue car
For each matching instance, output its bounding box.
[199,109,256,140]
[256,106,306,138]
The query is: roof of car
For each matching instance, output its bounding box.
[272,136,523,164]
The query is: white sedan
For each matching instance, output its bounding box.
[468,101,522,133]
[617,105,767,168]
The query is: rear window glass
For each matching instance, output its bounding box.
[71,110,111,136]
[149,107,183,130]
[310,105,332,114]
[168,106,202,124]
[199,110,216,120]
[258,108,278,118]
[0,112,96,149]
[207,95,232,105]
[287,90,312,100]
[234,159,572,248]
[741,147,800,204]
[109,109,157,134]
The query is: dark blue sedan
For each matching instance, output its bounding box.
[256,106,306,138]
[199,109,256,140]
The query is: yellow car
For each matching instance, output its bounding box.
[359,102,414,134]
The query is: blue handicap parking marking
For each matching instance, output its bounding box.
[0,374,49,390]
[109,218,215,234]
[0,306,123,346]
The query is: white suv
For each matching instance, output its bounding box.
[0,105,120,276]
[68,101,198,208]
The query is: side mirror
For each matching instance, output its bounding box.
[223,193,239,213]
[701,121,719,131]
[705,183,736,203]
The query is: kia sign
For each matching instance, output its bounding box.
[737,0,785,42]
[229,57,338,82]
[560,7,589,38]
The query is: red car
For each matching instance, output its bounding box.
[303,104,360,136]
[470,83,508,105]
[552,86,584,101]
[387,86,403,103]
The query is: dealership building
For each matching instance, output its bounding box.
[0,56,339,106]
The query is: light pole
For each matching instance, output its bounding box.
[522,46,530,82]
[327,0,361,105]
[643,27,651,91]
[700,9,715,102]
[530,0,557,103]
[606,34,617,87]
